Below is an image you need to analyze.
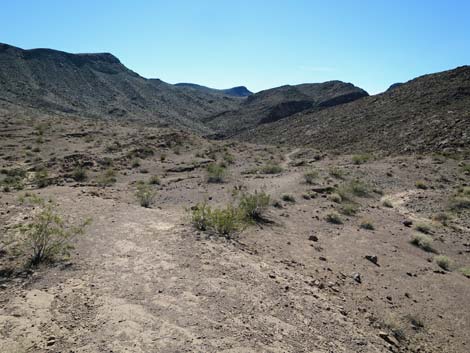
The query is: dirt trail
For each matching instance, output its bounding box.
[281,148,300,169]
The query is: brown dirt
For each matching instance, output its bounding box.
[1,113,469,352]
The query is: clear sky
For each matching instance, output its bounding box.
[2,0,469,93]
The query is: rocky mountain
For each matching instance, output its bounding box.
[0,43,242,132]
[202,81,368,137]
[174,83,252,97]
[238,66,470,154]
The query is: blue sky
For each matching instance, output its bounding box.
[2,0,469,93]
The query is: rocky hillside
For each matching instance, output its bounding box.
[0,43,242,132]
[174,83,252,97]
[239,66,470,154]
[202,81,368,137]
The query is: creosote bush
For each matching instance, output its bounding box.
[326,212,343,224]
[190,190,271,237]
[411,233,434,252]
[238,190,271,222]
[206,163,226,183]
[15,194,91,266]
[135,182,156,208]
[34,169,50,188]
[97,168,117,186]
[259,163,283,174]
[435,255,451,271]
[281,194,296,203]
[415,180,428,190]
[190,203,243,238]
[352,154,371,165]
[148,175,161,185]
[304,170,318,184]
[360,219,375,230]
[72,166,87,182]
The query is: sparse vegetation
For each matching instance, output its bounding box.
[337,179,371,200]
[304,169,318,184]
[72,166,87,182]
[15,194,90,265]
[97,168,117,186]
[206,163,226,183]
[338,203,359,216]
[415,180,428,190]
[326,212,343,224]
[238,190,271,222]
[34,169,50,188]
[190,203,244,238]
[328,193,342,203]
[352,154,371,165]
[149,175,161,185]
[382,314,406,341]
[411,233,434,252]
[329,167,346,179]
[415,223,432,234]
[281,194,296,203]
[360,219,375,230]
[435,255,451,271]
[458,267,470,278]
[259,163,283,174]
[135,182,156,208]
[382,198,393,208]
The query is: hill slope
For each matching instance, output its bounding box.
[174,82,252,97]
[202,81,368,137]
[0,43,241,132]
[239,66,470,154]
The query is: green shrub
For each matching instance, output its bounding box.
[0,168,25,190]
[411,233,434,252]
[210,206,244,237]
[206,163,226,183]
[435,255,451,271]
[149,175,161,185]
[337,179,370,200]
[135,183,156,208]
[190,202,212,231]
[97,168,117,186]
[34,169,50,188]
[352,154,371,165]
[360,220,375,230]
[190,203,243,238]
[326,212,343,224]
[328,193,342,203]
[338,203,358,216]
[415,223,432,234]
[131,159,141,168]
[15,195,90,265]
[223,152,235,165]
[72,166,87,182]
[281,194,296,203]
[450,196,470,211]
[433,212,450,225]
[304,170,318,184]
[238,190,270,222]
[458,267,470,278]
[259,164,283,174]
[329,167,346,179]
[415,180,428,190]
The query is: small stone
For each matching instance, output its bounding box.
[403,220,413,227]
[308,235,318,242]
[365,255,379,265]
[352,272,362,283]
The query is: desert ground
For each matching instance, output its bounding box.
[1,112,469,353]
